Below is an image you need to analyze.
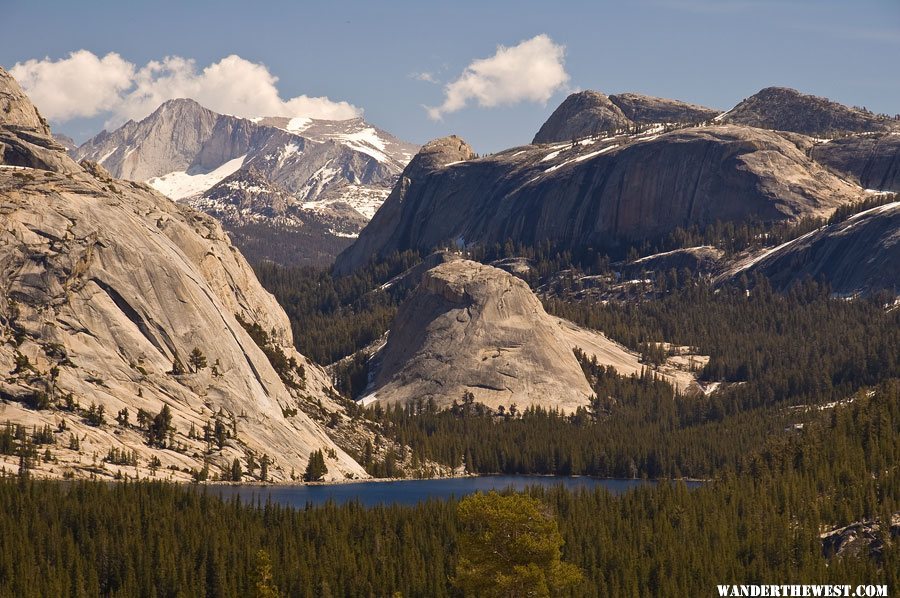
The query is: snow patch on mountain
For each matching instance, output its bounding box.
[148,154,246,199]
[286,116,312,132]
[303,184,392,221]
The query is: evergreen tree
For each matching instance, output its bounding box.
[253,550,281,598]
[147,405,173,448]
[303,450,328,482]
[259,455,269,482]
[188,348,208,373]
[453,492,583,597]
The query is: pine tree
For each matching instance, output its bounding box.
[147,405,173,448]
[303,450,328,482]
[452,492,583,597]
[260,454,270,482]
[188,348,207,373]
[253,550,281,598]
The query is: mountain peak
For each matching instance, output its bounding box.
[532,90,630,143]
[148,97,213,120]
[722,86,896,135]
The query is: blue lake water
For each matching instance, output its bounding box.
[210,476,699,508]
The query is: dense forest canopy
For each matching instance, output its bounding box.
[1,378,897,596]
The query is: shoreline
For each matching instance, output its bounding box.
[194,472,711,489]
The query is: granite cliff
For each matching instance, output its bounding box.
[0,67,367,481]
[335,124,860,275]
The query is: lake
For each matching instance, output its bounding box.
[210,476,699,508]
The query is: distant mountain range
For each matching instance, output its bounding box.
[72,99,418,266]
[65,85,900,290]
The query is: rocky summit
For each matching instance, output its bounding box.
[532,90,719,144]
[532,91,633,143]
[0,67,366,481]
[720,86,899,136]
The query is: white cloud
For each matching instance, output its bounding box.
[9,50,135,121]
[426,34,569,120]
[10,52,361,127]
[411,71,438,84]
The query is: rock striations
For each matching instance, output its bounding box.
[361,259,654,413]
[811,133,900,193]
[732,201,900,296]
[0,67,367,481]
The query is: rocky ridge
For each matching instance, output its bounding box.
[729,200,900,296]
[335,124,862,275]
[608,92,720,125]
[72,99,418,266]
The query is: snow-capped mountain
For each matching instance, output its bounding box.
[73,99,418,266]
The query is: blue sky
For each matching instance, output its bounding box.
[3,0,899,152]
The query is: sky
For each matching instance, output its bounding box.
[2,0,899,153]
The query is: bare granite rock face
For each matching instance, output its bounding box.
[533,91,632,143]
[721,87,898,136]
[0,67,367,481]
[533,90,719,144]
[335,126,861,275]
[811,133,900,192]
[361,259,667,412]
[608,92,719,125]
[0,70,50,133]
[730,201,899,296]
[0,69,81,176]
[334,136,475,274]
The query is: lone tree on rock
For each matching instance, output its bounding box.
[188,348,207,373]
[303,450,328,482]
[452,491,583,597]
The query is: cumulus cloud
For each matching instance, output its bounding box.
[10,51,361,127]
[9,50,135,121]
[426,34,569,120]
